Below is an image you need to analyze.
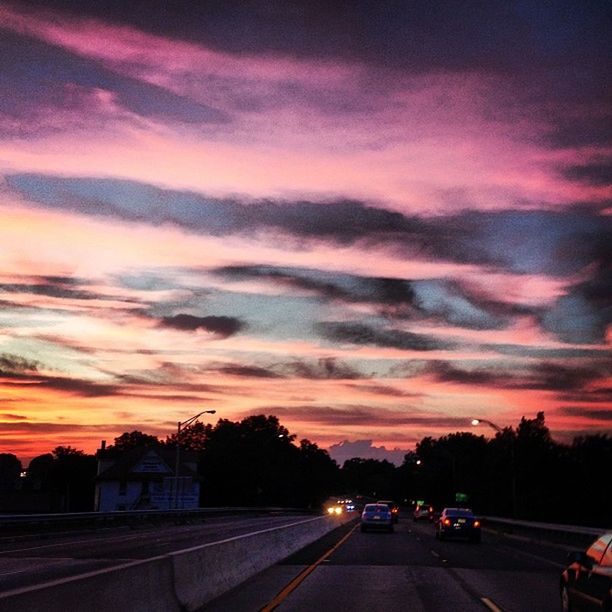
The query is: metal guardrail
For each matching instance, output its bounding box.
[483,516,608,536]
[0,507,313,536]
[482,515,610,547]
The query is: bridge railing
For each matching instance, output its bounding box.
[0,507,312,537]
[481,515,609,548]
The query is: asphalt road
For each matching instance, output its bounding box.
[206,514,568,611]
[0,513,312,593]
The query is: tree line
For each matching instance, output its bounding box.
[1,412,610,526]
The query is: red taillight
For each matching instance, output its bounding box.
[429,506,433,512]
[443,518,451,526]
[474,520,480,527]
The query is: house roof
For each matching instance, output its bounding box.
[96,446,199,481]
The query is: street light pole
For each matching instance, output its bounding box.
[471,418,517,518]
[173,409,216,510]
[471,418,502,433]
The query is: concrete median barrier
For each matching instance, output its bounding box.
[0,513,354,612]
[172,514,351,610]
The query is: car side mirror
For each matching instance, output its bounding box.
[567,551,594,569]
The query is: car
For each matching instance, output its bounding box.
[435,507,481,542]
[560,532,612,611]
[378,499,400,522]
[361,503,394,532]
[413,503,434,522]
[326,503,344,515]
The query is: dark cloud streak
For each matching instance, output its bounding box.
[317,321,449,351]
[426,360,610,395]
[9,175,610,280]
[158,313,244,337]
[559,407,612,421]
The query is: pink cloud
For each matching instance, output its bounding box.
[2,4,609,211]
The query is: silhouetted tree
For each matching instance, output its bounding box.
[166,421,211,451]
[49,446,97,512]
[193,415,341,508]
[341,458,395,499]
[27,453,55,490]
[14,411,609,522]
[0,453,21,491]
[514,412,562,519]
[198,415,301,506]
[566,434,612,526]
[415,433,488,509]
[24,447,96,512]
[295,439,340,508]
[482,427,517,516]
[111,431,161,450]
[395,451,421,504]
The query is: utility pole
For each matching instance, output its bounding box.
[173,410,216,509]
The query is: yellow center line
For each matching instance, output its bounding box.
[260,522,359,611]
[481,597,504,612]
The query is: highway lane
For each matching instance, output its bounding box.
[0,513,312,593]
[206,514,567,611]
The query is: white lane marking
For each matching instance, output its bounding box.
[430,549,440,558]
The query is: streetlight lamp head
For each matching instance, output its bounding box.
[471,419,480,426]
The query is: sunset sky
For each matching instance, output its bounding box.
[1,0,610,466]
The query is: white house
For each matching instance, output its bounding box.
[95,443,200,511]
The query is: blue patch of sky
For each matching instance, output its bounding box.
[472,210,607,276]
[113,271,185,292]
[542,293,606,345]
[513,0,608,57]
[486,343,607,360]
[0,336,107,380]
[146,287,336,342]
[412,280,502,330]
